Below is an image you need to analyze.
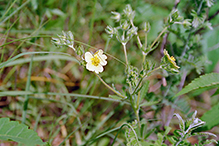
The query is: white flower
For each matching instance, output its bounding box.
[85,49,107,74]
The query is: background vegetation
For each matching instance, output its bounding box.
[0,0,219,145]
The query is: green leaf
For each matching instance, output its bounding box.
[173,73,219,98]
[164,126,171,136]
[140,100,160,107]
[199,102,219,131]
[0,118,45,146]
[212,88,219,97]
[109,95,122,100]
[139,81,150,103]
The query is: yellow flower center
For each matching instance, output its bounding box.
[170,56,176,61]
[91,56,100,66]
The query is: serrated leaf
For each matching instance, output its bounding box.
[0,118,45,146]
[173,73,219,98]
[198,102,219,131]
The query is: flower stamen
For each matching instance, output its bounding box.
[84,49,107,74]
[91,56,100,66]
[170,56,176,61]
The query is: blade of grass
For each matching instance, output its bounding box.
[88,127,121,145]
[88,0,97,46]
[29,96,82,130]
[0,91,130,104]
[2,54,77,68]
[58,127,80,146]
[0,0,18,23]
[0,13,20,64]
[0,35,51,48]
[0,0,31,25]
[2,65,17,84]
[0,51,71,69]
[34,110,42,131]
[22,55,33,124]
[8,18,51,62]
[84,111,114,144]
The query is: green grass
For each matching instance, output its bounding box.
[1,0,219,145]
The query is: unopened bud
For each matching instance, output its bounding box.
[143,22,150,33]
[123,4,135,20]
[120,20,130,30]
[111,11,121,22]
[127,26,138,36]
[105,26,114,37]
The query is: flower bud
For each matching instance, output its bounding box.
[76,45,84,56]
[143,22,150,33]
[111,11,121,22]
[123,4,135,20]
[105,26,114,37]
[120,20,130,30]
[161,49,180,74]
[127,26,138,37]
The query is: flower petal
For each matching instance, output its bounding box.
[94,65,103,74]
[96,50,107,66]
[85,52,93,63]
[86,62,95,72]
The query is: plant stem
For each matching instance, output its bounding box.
[95,73,126,99]
[150,26,168,50]
[132,66,161,95]
[129,94,140,128]
[104,37,111,52]
[122,43,128,65]
[142,31,148,67]
[130,19,143,49]
[136,91,141,113]
[134,106,140,128]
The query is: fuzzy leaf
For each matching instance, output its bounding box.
[0,118,45,146]
[173,73,219,98]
